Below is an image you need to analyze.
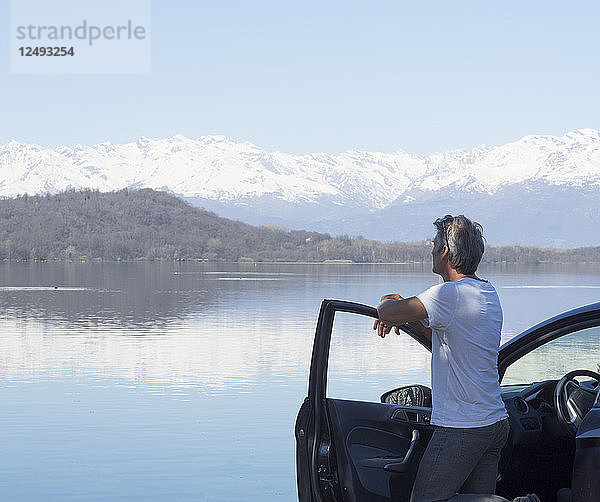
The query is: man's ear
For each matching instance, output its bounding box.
[441,245,449,260]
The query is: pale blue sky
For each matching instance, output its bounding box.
[2,0,599,154]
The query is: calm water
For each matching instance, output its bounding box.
[1,262,600,501]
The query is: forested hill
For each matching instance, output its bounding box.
[0,189,428,262]
[0,189,598,263]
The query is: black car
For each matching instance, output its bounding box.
[295,300,600,502]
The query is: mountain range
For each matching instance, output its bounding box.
[1,129,599,247]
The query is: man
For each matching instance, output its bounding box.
[374,215,539,502]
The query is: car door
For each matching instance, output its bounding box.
[497,301,600,501]
[295,299,433,502]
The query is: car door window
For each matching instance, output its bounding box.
[502,325,600,384]
[326,311,431,402]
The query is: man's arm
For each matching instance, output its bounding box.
[378,296,427,325]
[374,294,431,342]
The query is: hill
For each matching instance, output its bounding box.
[0,189,428,262]
[0,189,598,263]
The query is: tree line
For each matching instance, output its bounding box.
[0,189,598,264]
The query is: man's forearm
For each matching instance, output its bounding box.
[377,296,428,326]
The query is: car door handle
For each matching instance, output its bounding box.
[383,429,420,473]
[358,429,421,473]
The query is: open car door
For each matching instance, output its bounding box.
[295,300,433,502]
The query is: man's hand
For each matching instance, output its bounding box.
[373,293,428,339]
[373,318,401,338]
[373,293,405,338]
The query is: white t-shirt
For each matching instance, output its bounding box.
[416,277,508,427]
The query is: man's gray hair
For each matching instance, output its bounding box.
[433,215,485,274]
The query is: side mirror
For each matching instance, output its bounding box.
[380,384,432,407]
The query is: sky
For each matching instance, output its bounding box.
[1,0,600,155]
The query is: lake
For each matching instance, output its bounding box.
[1,262,600,501]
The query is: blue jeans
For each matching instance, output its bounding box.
[410,418,510,502]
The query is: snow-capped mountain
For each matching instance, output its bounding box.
[1,129,599,247]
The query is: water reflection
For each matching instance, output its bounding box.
[0,262,306,328]
[0,317,314,397]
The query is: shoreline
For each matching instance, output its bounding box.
[2,259,600,266]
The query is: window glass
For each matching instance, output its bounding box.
[326,311,431,402]
[502,325,600,385]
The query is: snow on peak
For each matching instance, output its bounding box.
[0,129,599,207]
